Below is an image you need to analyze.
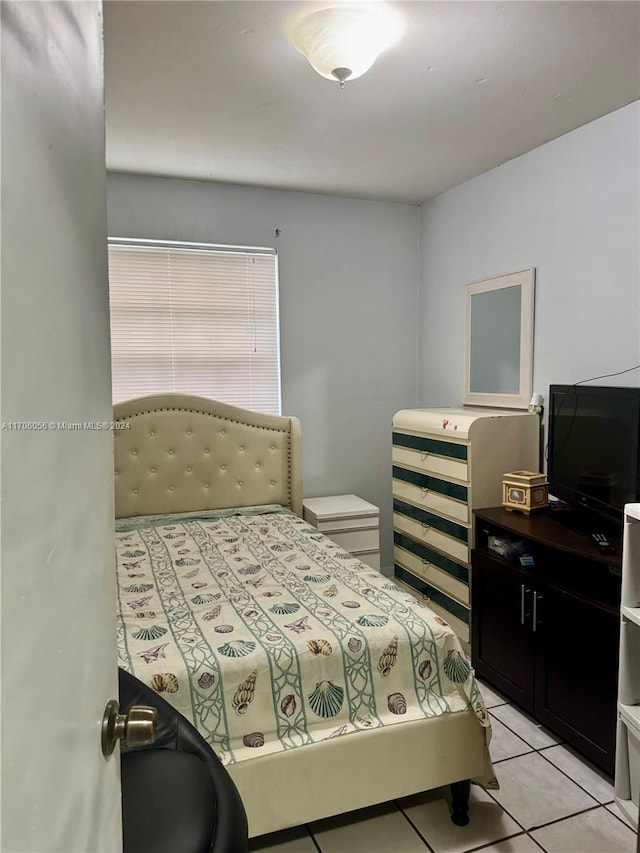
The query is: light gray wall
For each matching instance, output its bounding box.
[107,174,419,569]
[418,102,640,412]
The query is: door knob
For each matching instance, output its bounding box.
[101,699,157,757]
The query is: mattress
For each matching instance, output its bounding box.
[116,506,495,785]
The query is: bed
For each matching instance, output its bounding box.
[113,393,496,838]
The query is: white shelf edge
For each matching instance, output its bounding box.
[619,703,640,733]
[614,796,639,829]
[621,605,640,627]
[624,503,640,522]
[616,505,640,836]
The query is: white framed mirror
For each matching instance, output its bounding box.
[463,268,535,409]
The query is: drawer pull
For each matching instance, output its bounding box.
[421,560,432,570]
[420,487,430,497]
[420,452,430,461]
[532,593,542,632]
[520,585,525,625]
[421,523,431,533]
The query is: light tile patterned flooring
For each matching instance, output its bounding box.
[248,680,638,853]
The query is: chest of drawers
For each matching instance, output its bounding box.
[392,408,539,648]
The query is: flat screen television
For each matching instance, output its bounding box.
[547,384,640,529]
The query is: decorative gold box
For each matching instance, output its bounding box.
[502,470,549,514]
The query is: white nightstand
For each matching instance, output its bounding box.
[302,494,380,571]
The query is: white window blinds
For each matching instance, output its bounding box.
[108,240,281,414]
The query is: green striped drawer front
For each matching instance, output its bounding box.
[394,566,470,625]
[392,432,468,461]
[392,466,468,503]
[393,499,468,543]
[393,533,469,583]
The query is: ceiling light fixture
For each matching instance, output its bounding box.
[291,4,406,89]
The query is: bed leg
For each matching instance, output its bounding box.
[449,779,471,826]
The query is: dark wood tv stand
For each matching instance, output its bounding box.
[471,506,621,776]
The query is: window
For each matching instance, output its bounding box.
[108,239,281,415]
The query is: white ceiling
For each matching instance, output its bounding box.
[103,1,640,204]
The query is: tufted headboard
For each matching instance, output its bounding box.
[113,394,303,519]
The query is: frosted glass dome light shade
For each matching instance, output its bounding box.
[291,5,406,85]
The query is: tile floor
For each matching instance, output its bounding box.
[248,679,638,853]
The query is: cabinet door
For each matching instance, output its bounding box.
[471,550,535,712]
[535,583,619,776]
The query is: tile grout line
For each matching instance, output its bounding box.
[535,745,613,806]
[483,785,529,832]
[395,781,533,853]
[492,750,536,765]
[488,700,616,809]
[602,803,639,834]
[461,830,546,853]
[484,753,596,835]
[462,830,533,853]
[526,801,607,833]
[306,824,323,853]
[488,707,560,752]
[481,695,634,846]
[482,782,631,849]
[394,802,437,852]
[487,710,537,761]
[481,708,556,842]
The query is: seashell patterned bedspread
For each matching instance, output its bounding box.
[116,506,496,786]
